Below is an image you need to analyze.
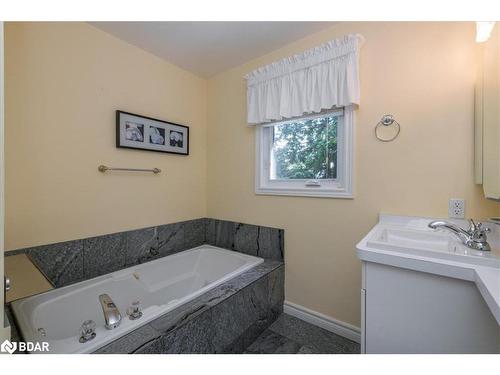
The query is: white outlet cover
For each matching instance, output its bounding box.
[449,199,465,219]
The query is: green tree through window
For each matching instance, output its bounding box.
[271,115,338,180]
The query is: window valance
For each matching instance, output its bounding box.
[245,33,364,124]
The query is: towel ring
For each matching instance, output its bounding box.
[375,114,400,142]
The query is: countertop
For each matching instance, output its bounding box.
[5,253,53,303]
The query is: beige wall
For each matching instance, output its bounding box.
[5,22,207,250]
[206,22,499,327]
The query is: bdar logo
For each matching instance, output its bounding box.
[1,339,16,354]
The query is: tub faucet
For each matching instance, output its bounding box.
[428,219,491,251]
[99,294,122,329]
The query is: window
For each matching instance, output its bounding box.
[256,108,353,198]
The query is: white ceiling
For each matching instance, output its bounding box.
[89,22,336,78]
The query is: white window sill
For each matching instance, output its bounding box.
[255,186,354,199]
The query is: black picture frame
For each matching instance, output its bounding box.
[116,110,189,155]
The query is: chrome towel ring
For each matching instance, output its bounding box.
[375,114,400,142]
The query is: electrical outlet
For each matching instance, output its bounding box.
[449,199,465,219]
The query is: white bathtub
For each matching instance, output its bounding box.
[11,245,264,354]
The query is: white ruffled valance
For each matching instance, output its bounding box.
[245,33,364,124]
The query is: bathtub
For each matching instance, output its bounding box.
[11,245,264,354]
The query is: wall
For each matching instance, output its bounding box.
[206,22,499,327]
[5,22,207,250]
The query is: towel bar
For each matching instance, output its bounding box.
[98,165,161,174]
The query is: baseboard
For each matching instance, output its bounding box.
[283,301,361,343]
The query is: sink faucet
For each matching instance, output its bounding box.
[99,294,122,329]
[428,219,491,251]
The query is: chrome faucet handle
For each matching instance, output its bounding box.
[79,320,96,343]
[470,221,491,251]
[467,219,477,233]
[473,222,491,237]
[477,222,491,232]
[127,300,143,320]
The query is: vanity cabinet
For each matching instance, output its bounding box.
[476,25,500,199]
[361,261,499,354]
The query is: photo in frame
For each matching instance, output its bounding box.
[116,110,189,155]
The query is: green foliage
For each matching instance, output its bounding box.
[272,116,338,180]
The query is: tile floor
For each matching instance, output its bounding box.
[243,314,360,354]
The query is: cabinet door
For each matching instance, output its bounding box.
[479,25,500,199]
[360,288,366,354]
[364,262,498,354]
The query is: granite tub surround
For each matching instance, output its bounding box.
[94,261,284,354]
[5,219,206,288]
[5,218,284,289]
[84,232,128,279]
[206,219,284,261]
[16,240,84,288]
[125,226,159,267]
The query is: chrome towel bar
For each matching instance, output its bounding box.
[98,165,161,174]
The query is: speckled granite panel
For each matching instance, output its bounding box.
[183,219,206,249]
[157,222,185,257]
[205,219,284,261]
[125,226,159,266]
[258,226,284,261]
[135,309,215,354]
[83,232,127,279]
[212,220,235,249]
[148,261,282,335]
[233,224,259,256]
[94,324,160,354]
[25,240,84,287]
[268,265,285,314]
[212,276,280,353]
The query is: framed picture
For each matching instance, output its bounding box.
[116,110,189,155]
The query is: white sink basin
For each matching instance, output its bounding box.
[367,226,500,268]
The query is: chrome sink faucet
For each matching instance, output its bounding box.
[99,294,122,329]
[428,219,491,251]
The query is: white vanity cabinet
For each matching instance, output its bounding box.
[357,215,500,354]
[360,261,499,354]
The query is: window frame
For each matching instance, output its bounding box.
[255,107,354,198]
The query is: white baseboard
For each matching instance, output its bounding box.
[283,301,361,343]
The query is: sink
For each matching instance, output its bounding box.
[366,226,500,268]
[375,228,451,252]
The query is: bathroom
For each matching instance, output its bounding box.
[0,1,499,371]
